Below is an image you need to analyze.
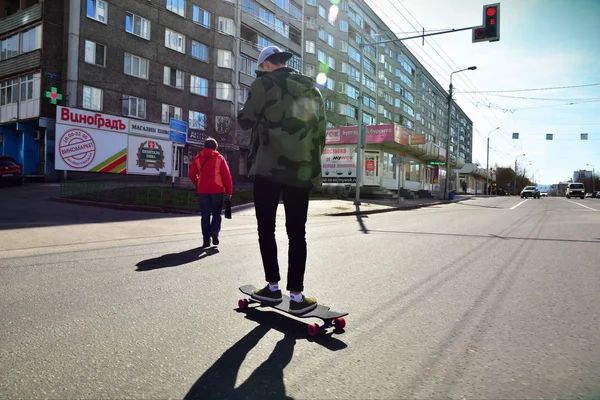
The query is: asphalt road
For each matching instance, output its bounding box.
[1,194,599,399]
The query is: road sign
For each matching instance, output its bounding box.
[169,118,187,144]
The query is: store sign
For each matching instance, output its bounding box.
[129,121,170,139]
[325,124,411,146]
[321,145,357,184]
[127,135,173,175]
[57,106,129,133]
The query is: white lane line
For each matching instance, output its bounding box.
[510,199,528,210]
[566,199,598,211]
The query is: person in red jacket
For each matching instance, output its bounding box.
[188,138,233,247]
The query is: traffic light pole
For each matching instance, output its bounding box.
[354,25,481,206]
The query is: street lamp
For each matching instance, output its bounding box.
[444,66,477,200]
[514,153,526,195]
[587,164,595,192]
[485,126,500,195]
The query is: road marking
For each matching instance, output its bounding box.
[510,199,528,210]
[566,199,598,211]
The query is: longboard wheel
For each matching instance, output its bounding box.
[238,298,249,309]
[333,317,346,329]
[307,323,321,337]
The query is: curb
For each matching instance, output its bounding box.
[325,200,448,216]
[50,197,197,215]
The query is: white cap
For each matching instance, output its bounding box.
[257,46,293,66]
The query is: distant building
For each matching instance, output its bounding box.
[573,170,592,182]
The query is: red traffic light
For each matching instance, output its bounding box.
[486,7,497,17]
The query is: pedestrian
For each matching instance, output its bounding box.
[188,137,233,248]
[237,46,326,315]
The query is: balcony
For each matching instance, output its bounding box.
[0,49,41,79]
[0,2,42,36]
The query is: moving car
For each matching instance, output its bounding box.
[521,186,540,199]
[0,156,22,185]
[566,183,585,199]
[540,192,548,197]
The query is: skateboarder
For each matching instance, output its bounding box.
[188,137,233,247]
[237,46,326,315]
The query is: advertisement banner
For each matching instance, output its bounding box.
[57,106,129,133]
[410,134,426,145]
[55,124,128,173]
[325,124,412,146]
[321,145,357,184]
[127,136,173,175]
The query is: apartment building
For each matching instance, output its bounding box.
[0,0,65,180]
[0,0,473,187]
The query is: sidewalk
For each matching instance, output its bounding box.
[231,196,467,217]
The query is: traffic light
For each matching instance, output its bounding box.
[472,3,500,43]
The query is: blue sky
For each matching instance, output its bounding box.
[365,0,600,184]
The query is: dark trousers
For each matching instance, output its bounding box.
[253,177,310,292]
[198,193,224,241]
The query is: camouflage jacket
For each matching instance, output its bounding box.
[237,67,326,188]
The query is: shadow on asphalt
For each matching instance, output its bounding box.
[135,247,219,271]
[0,184,196,230]
[355,205,369,234]
[184,325,296,400]
[236,307,348,351]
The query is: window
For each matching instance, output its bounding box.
[216,82,233,101]
[82,86,102,111]
[190,75,208,96]
[238,86,250,105]
[164,66,184,89]
[165,29,185,53]
[363,95,376,110]
[240,56,257,76]
[189,111,206,129]
[304,64,316,77]
[340,40,348,52]
[191,41,208,61]
[162,104,182,123]
[166,0,185,17]
[363,112,376,125]
[290,2,302,19]
[307,0,316,5]
[87,0,107,23]
[242,0,259,16]
[19,74,34,101]
[0,79,18,106]
[318,5,326,18]
[84,40,105,66]
[122,95,146,119]
[218,17,235,35]
[273,0,290,12]
[126,13,150,39]
[327,34,335,47]
[192,5,210,27]
[0,34,18,60]
[275,19,289,38]
[306,16,317,30]
[124,53,149,79]
[21,26,41,53]
[348,46,360,63]
[318,29,326,41]
[217,49,233,69]
[346,84,359,99]
[305,40,315,54]
[325,99,335,112]
[326,78,334,91]
[259,8,275,29]
[339,20,348,32]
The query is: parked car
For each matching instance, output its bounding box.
[566,183,585,199]
[585,193,594,198]
[521,186,540,199]
[540,192,548,197]
[0,156,22,185]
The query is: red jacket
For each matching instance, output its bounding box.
[188,148,233,196]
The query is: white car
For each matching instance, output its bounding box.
[540,192,548,197]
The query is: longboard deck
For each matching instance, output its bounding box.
[239,284,348,320]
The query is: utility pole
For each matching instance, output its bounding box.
[514,153,525,195]
[485,127,499,195]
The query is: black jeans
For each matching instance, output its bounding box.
[198,193,224,242]
[253,177,310,292]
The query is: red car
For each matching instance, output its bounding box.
[0,155,22,185]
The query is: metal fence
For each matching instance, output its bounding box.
[59,180,199,211]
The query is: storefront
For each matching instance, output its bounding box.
[55,106,175,177]
[324,123,440,193]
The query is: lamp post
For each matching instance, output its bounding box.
[444,66,476,200]
[485,126,499,195]
[587,164,595,192]
[514,153,526,195]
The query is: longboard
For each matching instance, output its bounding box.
[238,284,348,337]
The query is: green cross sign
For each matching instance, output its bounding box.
[44,87,62,104]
